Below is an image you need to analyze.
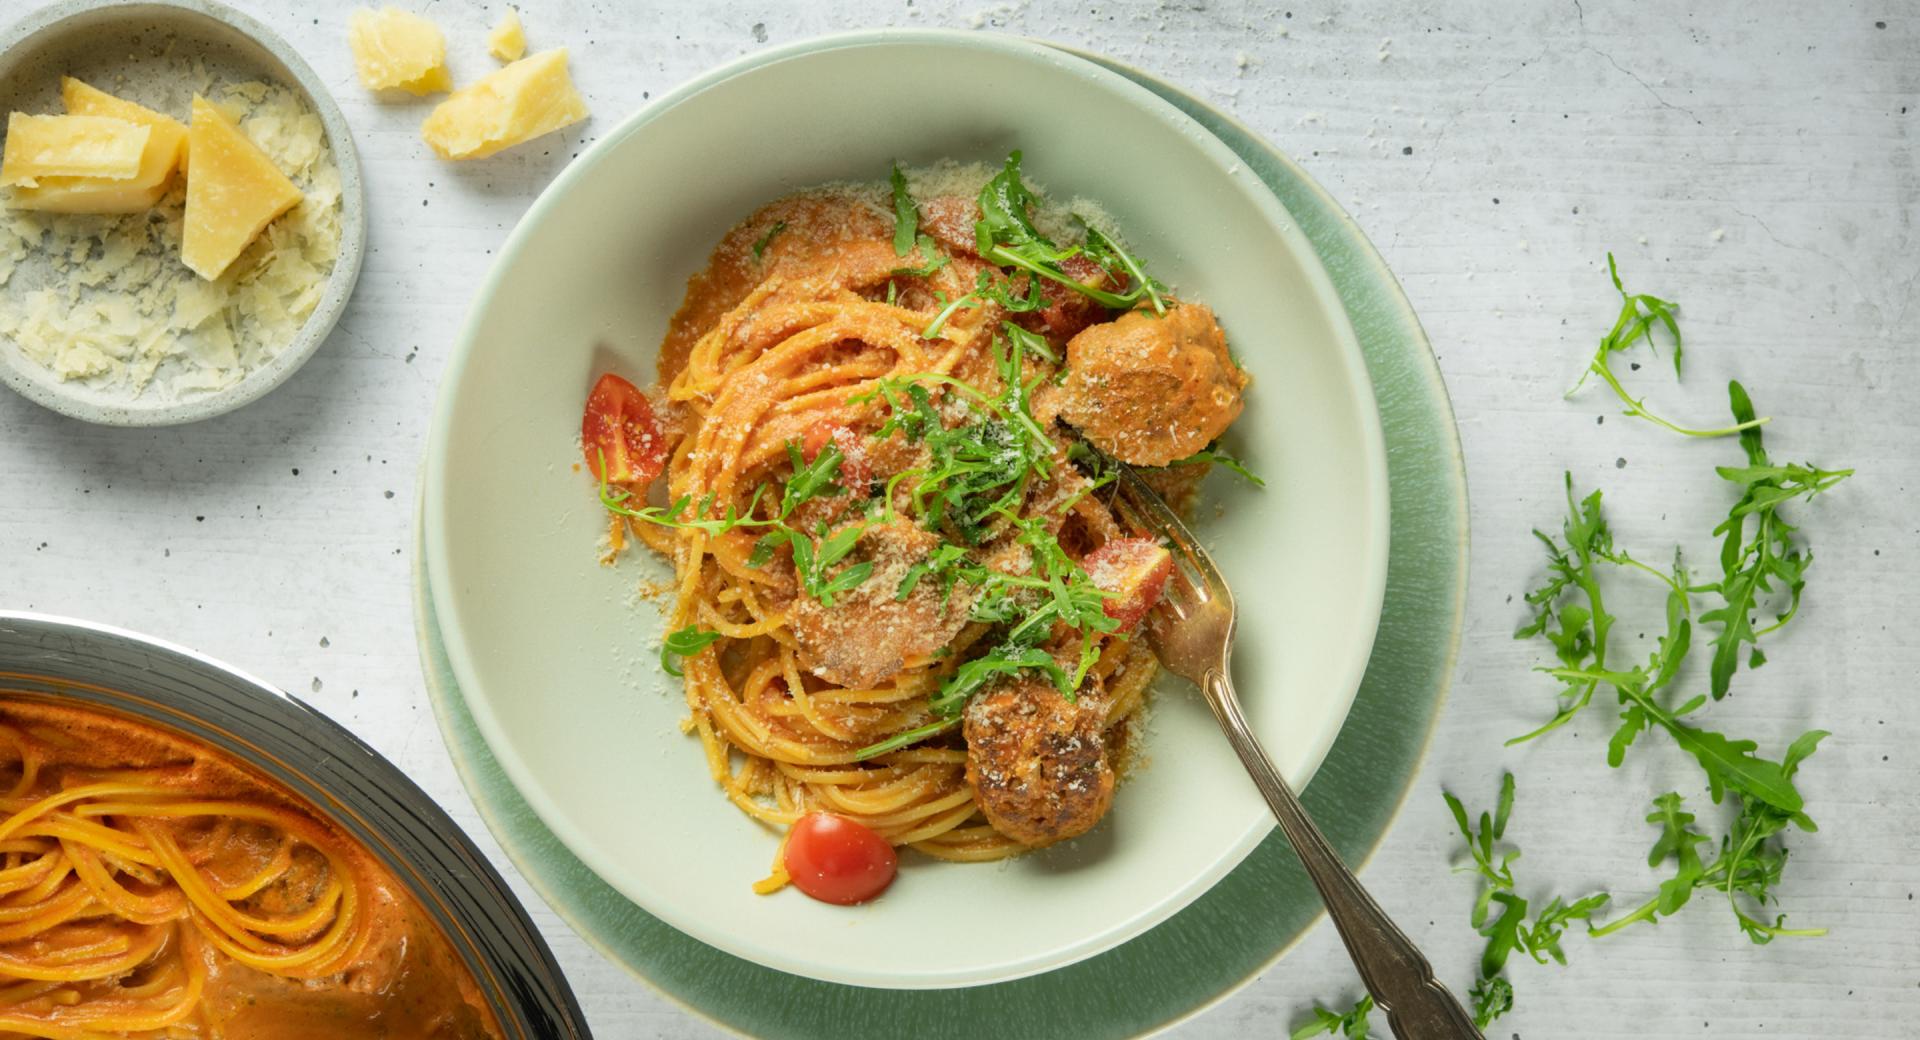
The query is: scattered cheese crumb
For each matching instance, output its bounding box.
[348,7,452,95]
[488,8,528,62]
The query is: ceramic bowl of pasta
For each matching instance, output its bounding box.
[0,612,588,1038]
[423,31,1389,988]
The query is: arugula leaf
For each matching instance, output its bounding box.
[1169,443,1266,487]
[787,521,873,607]
[1566,257,1758,441]
[1523,892,1610,966]
[751,220,787,261]
[976,268,1049,313]
[1570,254,1768,438]
[780,439,848,516]
[973,151,1167,313]
[1078,219,1167,314]
[600,476,771,538]
[1467,976,1512,1027]
[1590,758,1828,944]
[851,716,960,760]
[1289,996,1373,1039]
[1000,321,1058,366]
[895,543,969,602]
[1443,773,1609,1027]
[660,624,723,678]
[927,644,1069,718]
[890,234,951,278]
[922,289,982,340]
[747,529,785,568]
[890,162,918,257]
[1698,381,1853,698]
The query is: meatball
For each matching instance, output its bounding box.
[786,521,972,689]
[964,676,1115,847]
[1056,303,1248,467]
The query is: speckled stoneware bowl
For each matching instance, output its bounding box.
[0,0,365,425]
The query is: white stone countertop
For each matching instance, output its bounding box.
[2,1,1914,1036]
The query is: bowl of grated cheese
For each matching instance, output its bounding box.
[0,0,364,425]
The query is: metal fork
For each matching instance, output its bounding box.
[1106,463,1483,1040]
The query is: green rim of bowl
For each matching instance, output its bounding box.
[410,39,1467,1040]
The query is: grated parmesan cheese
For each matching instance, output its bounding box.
[0,77,340,400]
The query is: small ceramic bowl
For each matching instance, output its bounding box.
[0,0,365,425]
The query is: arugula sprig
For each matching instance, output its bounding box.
[890,236,952,279]
[1590,732,1828,944]
[1442,774,1610,1027]
[890,162,918,257]
[599,472,772,537]
[1699,381,1854,698]
[1169,443,1266,487]
[1570,254,1767,438]
[660,624,723,677]
[1447,778,1610,1009]
[1289,995,1374,1039]
[600,439,873,606]
[973,151,1168,314]
[852,513,1118,759]
[853,333,1054,544]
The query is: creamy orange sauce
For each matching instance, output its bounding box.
[0,703,501,1040]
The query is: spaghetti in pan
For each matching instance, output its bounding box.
[0,701,500,1039]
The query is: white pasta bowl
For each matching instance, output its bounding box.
[424,31,1389,989]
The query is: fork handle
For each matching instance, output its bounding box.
[1201,669,1484,1040]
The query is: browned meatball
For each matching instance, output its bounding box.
[964,676,1115,847]
[1056,303,1249,467]
[786,521,972,689]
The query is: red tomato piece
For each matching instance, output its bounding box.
[1083,538,1174,630]
[782,812,897,905]
[799,420,871,490]
[581,373,667,486]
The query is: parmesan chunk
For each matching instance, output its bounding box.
[62,77,190,172]
[348,7,452,95]
[8,81,189,213]
[420,48,587,160]
[181,96,302,281]
[1,114,150,187]
[488,9,527,62]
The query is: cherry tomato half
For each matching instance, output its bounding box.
[1083,537,1174,630]
[782,812,897,905]
[581,373,667,486]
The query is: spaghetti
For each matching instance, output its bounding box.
[0,702,500,1039]
[592,156,1248,891]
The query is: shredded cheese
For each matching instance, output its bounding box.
[0,78,341,400]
